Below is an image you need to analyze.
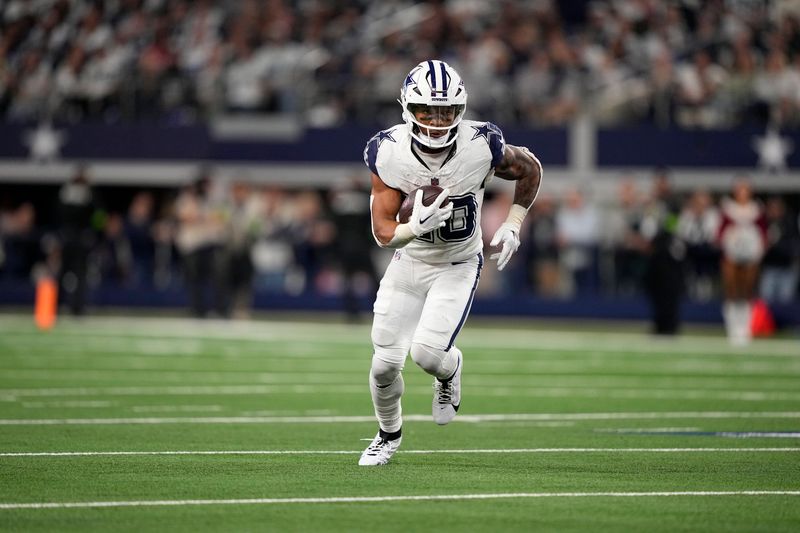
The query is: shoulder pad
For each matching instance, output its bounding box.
[363,128,400,177]
[468,122,506,168]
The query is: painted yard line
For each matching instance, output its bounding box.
[4,357,799,376]
[5,340,798,363]
[6,353,800,381]
[13,334,800,358]
[2,491,800,510]
[1,448,798,458]
[0,379,800,401]
[0,411,799,425]
[4,385,800,403]
[4,364,799,383]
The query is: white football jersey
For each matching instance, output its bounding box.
[364,119,506,264]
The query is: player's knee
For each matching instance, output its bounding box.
[410,342,446,375]
[370,353,403,386]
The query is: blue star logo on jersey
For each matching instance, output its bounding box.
[376,129,397,148]
[470,122,502,144]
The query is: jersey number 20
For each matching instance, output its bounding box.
[419,193,477,243]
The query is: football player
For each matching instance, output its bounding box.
[359,60,542,465]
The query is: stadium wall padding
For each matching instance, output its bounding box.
[4,122,796,168]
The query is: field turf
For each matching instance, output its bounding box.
[0,314,798,532]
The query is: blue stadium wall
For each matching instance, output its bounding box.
[2,122,799,167]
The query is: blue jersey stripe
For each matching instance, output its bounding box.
[364,137,379,176]
[446,254,483,351]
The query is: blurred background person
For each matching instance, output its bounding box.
[718,178,767,346]
[0,203,41,282]
[556,187,599,296]
[677,189,721,301]
[328,175,379,321]
[173,174,226,318]
[758,196,800,304]
[95,211,131,288]
[56,167,99,316]
[601,178,649,296]
[223,180,263,319]
[520,192,560,297]
[286,190,335,297]
[644,213,686,335]
[124,191,157,289]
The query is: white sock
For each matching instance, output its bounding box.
[439,346,461,381]
[369,371,404,433]
[735,301,752,344]
[723,301,736,340]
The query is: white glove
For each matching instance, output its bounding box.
[489,222,520,271]
[408,188,453,236]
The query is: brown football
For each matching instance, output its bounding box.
[398,185,450,223]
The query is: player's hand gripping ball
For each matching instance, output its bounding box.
[398,185,451,224]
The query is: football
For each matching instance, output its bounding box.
[398,185,450,223]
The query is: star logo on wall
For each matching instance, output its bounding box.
[752,129,794,173]
[23,121,67,163]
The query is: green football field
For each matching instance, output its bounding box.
[1,313,799,532]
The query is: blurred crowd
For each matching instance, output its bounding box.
[2,0,800,128]
[485,171,800,309]
[1,170,798,321]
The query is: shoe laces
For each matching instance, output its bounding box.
[435,379,453,404]
[366,438,388,455]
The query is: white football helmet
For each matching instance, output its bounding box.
[399,60,467,149]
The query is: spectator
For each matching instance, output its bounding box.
[96,212,131,287]
[677,189,721,301]
[328,176,380,321]
[173,175,226,318]
[124,191,156,288]
[601,178,649,296]
[644,213,686,335]
[56,167,98,316]
[222,180,263,319]
[521,193,560,296]
[0,203,41,281]
[674,50,728,128]
[759,196,800,304]
[286,190,335,295]
[556,187,599,296]
[718,178,767,346]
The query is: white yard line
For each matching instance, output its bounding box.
[3,382,800,402]
[1,491,799,510]
[0,411,799,425]
[1,448,798,457]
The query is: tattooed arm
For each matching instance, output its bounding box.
[488,145,544,270]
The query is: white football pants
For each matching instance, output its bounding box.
[369,250,483,432]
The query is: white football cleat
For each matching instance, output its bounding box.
[432,350,462,425]
[358,433,402,466]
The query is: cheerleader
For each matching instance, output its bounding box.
[717,179,767,346]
